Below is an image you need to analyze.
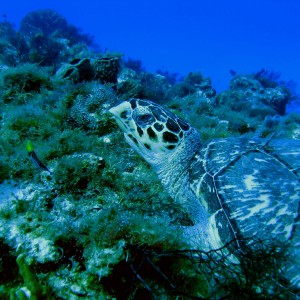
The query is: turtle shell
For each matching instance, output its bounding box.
[190,137,300,248]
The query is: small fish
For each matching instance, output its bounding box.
[25,140,52,174]
[229,69,237,76]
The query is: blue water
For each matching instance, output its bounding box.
[1,0,300,111]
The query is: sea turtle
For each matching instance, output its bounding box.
[109,98,300,290]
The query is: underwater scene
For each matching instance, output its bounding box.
[0,3,300,300]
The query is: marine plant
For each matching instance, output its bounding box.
[138,72,170,102]
[118,237,290,299]
[0,21,29,65]
[253,68,297,91]
[0,9,95,67]
[167,71,216,99]
[123,57,145,73]
[0,64,51,104]
[156,69,180,85]
[13,254,48,300]
[19,9,93,47]
[116,79,141,100]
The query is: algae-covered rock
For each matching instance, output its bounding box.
[19,9,93,66]
[139,72,171,102]
[168,71,216,100]
[0,64,51,104]
[52,153,105,195]
[116,79,141,100]
[230,75,262,91]
[0,21,29,66]
[260,86,290,115]
[218,73,295,117]
[0,9,94,67]
[116,67,142,99]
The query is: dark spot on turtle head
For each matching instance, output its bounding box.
[133,137,138,145]
[154,123,164,132]
[177,118,190,131]
[150,106,167,122]
[128,134,139,145]
[179,131,183,138]
[139,100,150,106]
[147,127,157,141]
[120,111,127,119]
[137,126,143,137]
[166,145,176,150]
[166,118,180,133]
[163,131,179,143]
[144,143,151,150]
[130,99,137,109]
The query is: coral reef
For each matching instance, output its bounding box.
[217,72,295,117]
[0,21,29,66]
[19,9,93,46]
[139,72,171,102]
[0,9,94,67]
[68,83,118,135]
[167,71,216,99]
[19,9,93,67]
[0,9,299,300]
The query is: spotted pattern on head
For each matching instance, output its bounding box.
[109,99,191,154]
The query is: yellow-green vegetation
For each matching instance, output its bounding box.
[12,254,48,300]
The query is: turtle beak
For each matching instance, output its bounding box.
[108,103,122,116]
[109,101,132,133]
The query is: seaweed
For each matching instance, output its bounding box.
[254,68,298,103]
[0,64,51,104]
[20,9,93,47]
[123,57,145,73]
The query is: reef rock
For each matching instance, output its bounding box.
[216,75,290,118]
[55,58,94,83]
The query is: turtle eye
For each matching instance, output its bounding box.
[136,114,155,126]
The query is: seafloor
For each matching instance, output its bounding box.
[0,9,300,299]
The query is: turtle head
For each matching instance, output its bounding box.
[109,99,200,170]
